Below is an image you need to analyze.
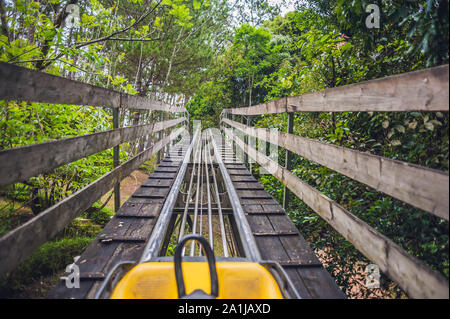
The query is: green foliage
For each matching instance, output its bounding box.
[231,0,281,26]
[139,158,157,175]
[308,0,448,67]
[187,80,230,128]
[0,197,111,297]
[253,106,449,298]
[0,100,113,214]
[0,101,111,148]
[0,197,33,237]
[81,202,114,227]
[186,3,448,298]
[61,218,103,239]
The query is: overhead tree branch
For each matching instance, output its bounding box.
[26,0,164,70]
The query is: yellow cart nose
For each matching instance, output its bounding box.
[111,261,283,299]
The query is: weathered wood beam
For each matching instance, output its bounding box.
[222,126,449,299]
[0,126,187,277]
[222,64,448,115]
[222,118,449,220]
[0,62,186,113]
[113,107,121,213]
[0,117,186,188]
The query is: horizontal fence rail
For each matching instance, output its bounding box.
[221,65,449,299]
[0,117,187,188]
[0,62,189,276]
[0,62,186,113]
[222,126,449,299]
[222,64,449,115]
[0,126,187,276]
[222,118,449,220]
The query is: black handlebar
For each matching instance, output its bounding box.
[174,235,219,298]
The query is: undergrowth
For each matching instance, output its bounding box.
[0,201,113,298]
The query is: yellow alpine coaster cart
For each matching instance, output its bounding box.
[95,235,300,299]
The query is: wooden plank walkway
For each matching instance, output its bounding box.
[47,141,188,299]
[48,137,344,299]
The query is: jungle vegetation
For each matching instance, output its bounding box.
[0,0,448,298]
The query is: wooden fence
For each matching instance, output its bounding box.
[221,64,449,299]
[0,62,188,276]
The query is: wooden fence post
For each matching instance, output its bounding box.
[113,106,120,212]
[248,115,252,174]
[157,111,162,164]
[243,116,248,166]
[232,114,236,159]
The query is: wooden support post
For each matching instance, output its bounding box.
[188,114,192,136]
[157,111,162,164]
[113,107,120,212]
[283,113,294,209]
[163,112,167,158]
[243,116,248,167]
[248,115,252,175]
[231,114,236,159]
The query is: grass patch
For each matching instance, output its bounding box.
[139,158,157,175]
[0,237,94,298]
[0,200,114,298]
[0,197,34,237]
[81,202,114,227]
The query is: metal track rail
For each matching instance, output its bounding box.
[178,130,202,242]
[189,136,203,256]
[92,130,304,299]
[206,136,229,257]
[208,129,261,262]
[140,128,261,262]
[140,128,201,262]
